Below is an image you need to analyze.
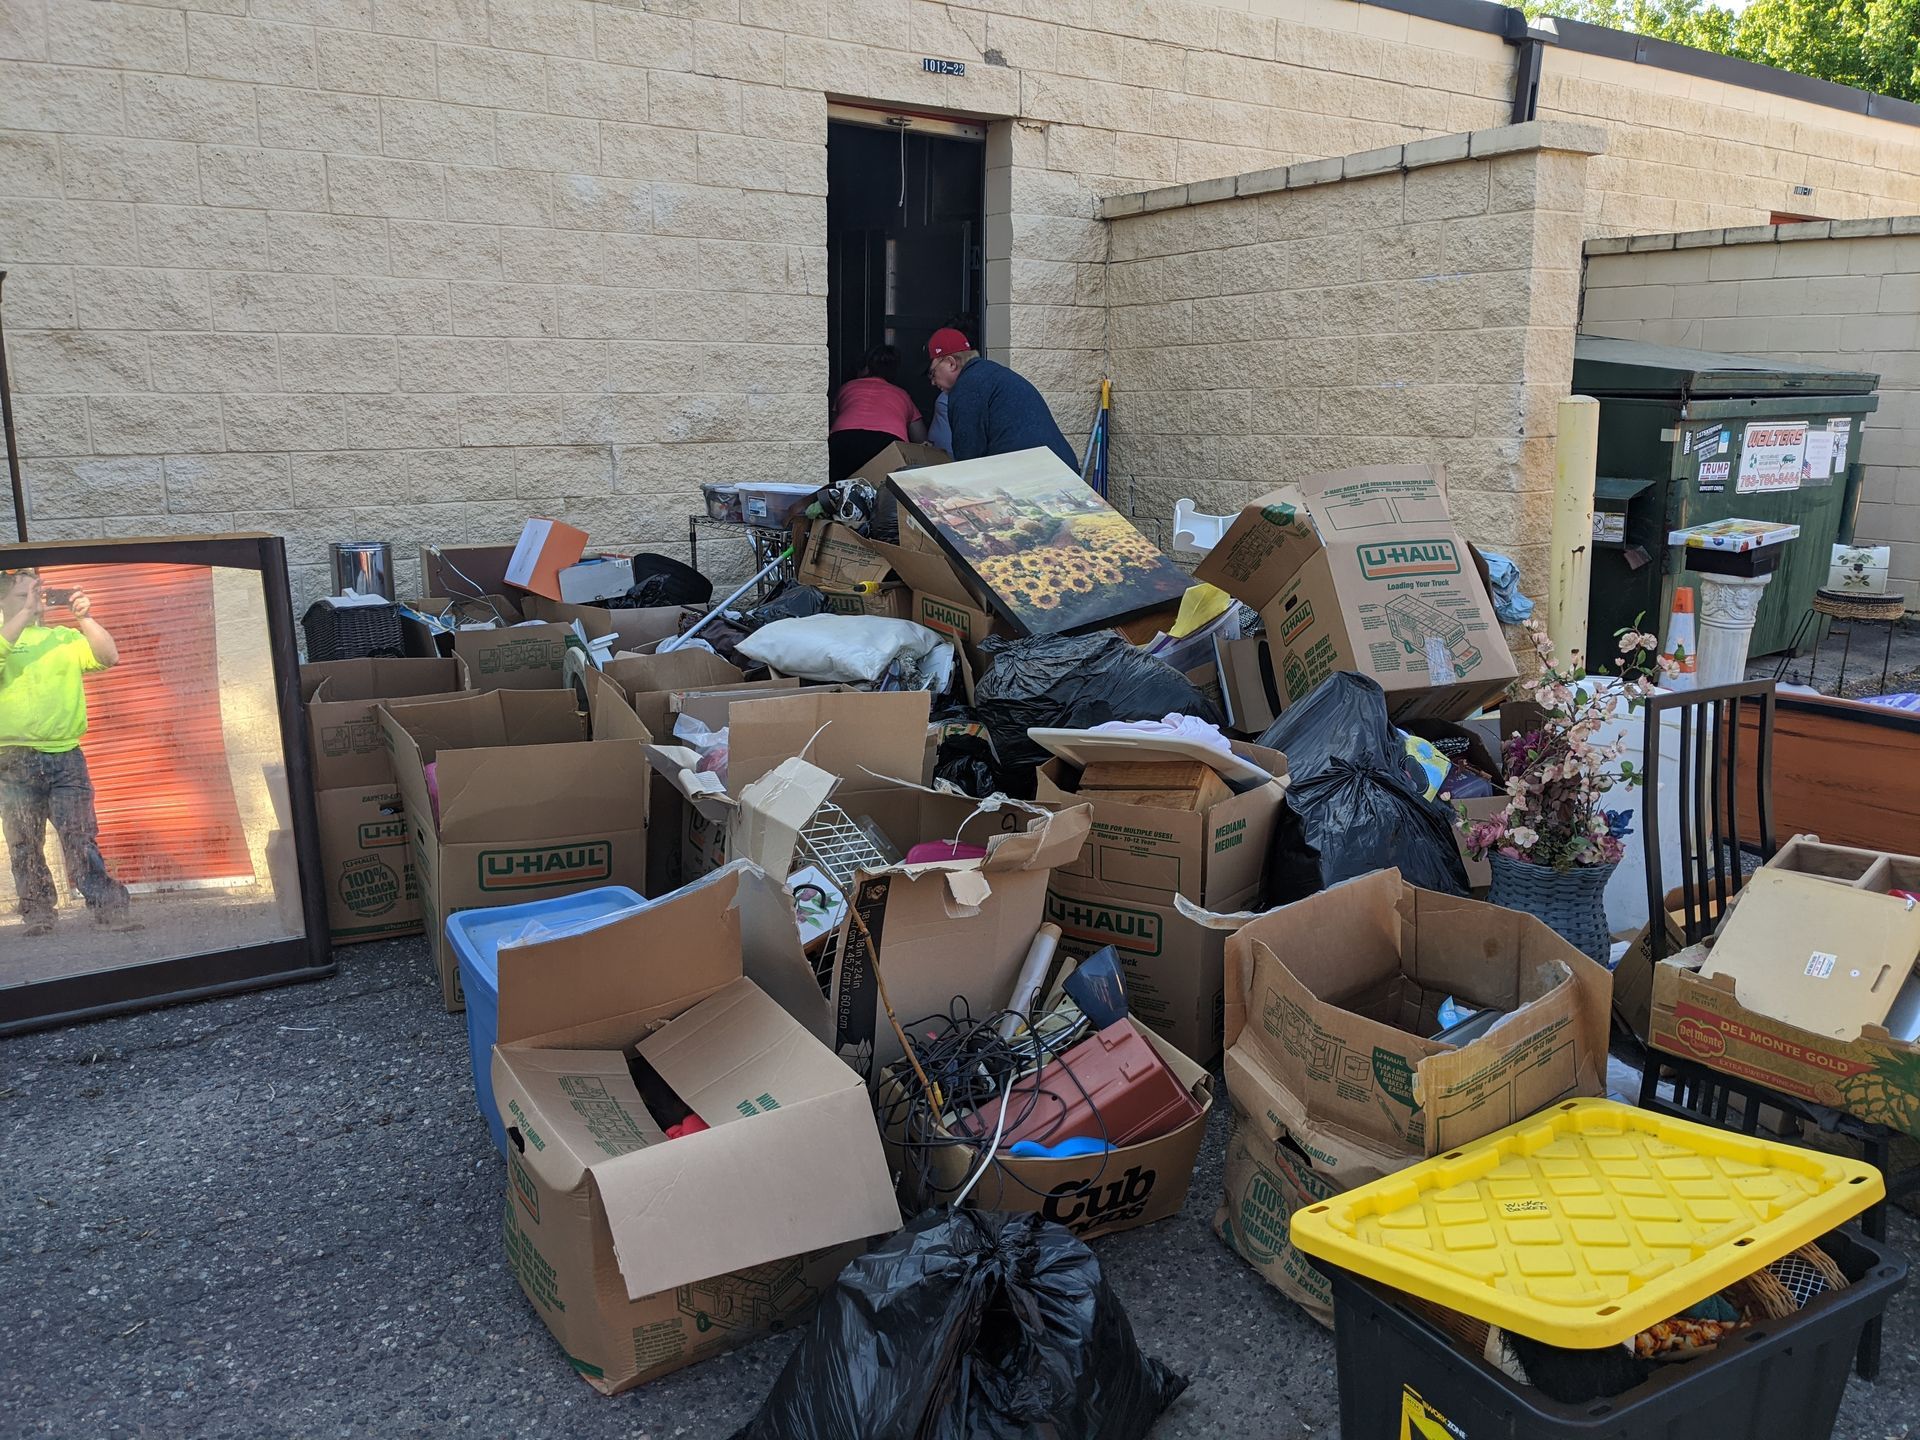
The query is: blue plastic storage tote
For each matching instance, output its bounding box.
[448,887,648,1154]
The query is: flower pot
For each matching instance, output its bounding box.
[1486,853,1616,965]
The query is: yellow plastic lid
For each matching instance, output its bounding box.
[1288,1097,1884,1348]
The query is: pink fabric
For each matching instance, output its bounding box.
[830,377,921,440]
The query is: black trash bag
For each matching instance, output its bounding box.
[1256,672,1469,895]
[934,730,1004,798]
[624,553,714,609]
[740,583,827,629]
[732,1209,1187,1440]
[974,632,1219,772]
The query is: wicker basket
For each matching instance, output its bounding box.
[302,599,405,661]
[1726,1242,1851,1320]
[1812,587,1906,623]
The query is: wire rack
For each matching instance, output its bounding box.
[797,803,892,892]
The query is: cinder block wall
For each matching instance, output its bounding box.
[1584,223,1920,608]
[2,0,1918,606]
[1101,122,1599,591]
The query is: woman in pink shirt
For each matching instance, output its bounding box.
[828,344,926,479]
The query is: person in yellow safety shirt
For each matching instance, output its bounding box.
[0,569,133,935]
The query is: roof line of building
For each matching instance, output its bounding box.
[1585,214,1920,256]
[1355,0,1920,130]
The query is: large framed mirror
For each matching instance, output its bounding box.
[0,535,331,1033]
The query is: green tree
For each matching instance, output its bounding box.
[1526,0,1920,102]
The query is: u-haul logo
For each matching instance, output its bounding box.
[1277,599,1316,645]
[477,842,613,890]
[918,597,975,637]
[357,817,407,849]
[509,1154,540,1222]
[1357,539,1460,579]
[1046,893,1163,957]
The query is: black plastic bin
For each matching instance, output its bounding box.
[1329,1228,1905,1440]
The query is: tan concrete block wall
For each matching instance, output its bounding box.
[2,0,1917,607]
[1584,227,1920,608]
[1105,127,1598,590]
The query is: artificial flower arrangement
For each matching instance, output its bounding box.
[1461,618,1675,872]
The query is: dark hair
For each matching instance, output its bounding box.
[861,344,899,384]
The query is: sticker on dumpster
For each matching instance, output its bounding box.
[1736,421,1809,493]
[1698,459,1731,493]
[1401,1387,1467,1439]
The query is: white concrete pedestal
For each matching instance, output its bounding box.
[1694,571,1774,687]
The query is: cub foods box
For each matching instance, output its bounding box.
[1194,463,1515,722]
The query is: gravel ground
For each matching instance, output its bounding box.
[3,936,1917,1440]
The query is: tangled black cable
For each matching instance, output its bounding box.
[877,997,1114,1211]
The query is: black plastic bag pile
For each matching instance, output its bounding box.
[731,1209,1187,1440]
[1257,671,1469,896]
[973,632,1219,784]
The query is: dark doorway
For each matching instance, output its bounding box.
[826,115,986,440]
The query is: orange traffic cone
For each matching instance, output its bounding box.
[1663,587,1697,691]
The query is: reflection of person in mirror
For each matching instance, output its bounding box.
[0,569,134,934]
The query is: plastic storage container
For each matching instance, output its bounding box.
[1289,1097,1883,1347]
[701,483,742,523]
[448,886,648,1154]
[1327,1228,1904,1440]
[736,481,822,528]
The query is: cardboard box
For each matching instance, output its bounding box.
[588,651,746,737]
[419,544,516,599]
[646,689,940,885]
[828,802,1092,1077]
[491,863,899,1396]
[518,596,697,654]
[1035,741,1288,1064]
[820,585,912,620]
[399,595,572,691]
[379,684,651,1011]
[879,1026,1214,1239]
[313,785,417,943]
[1194,464,1517,722]
[504,517,589,601]
[303,657,463,792]
[301,657,463,944]
[557,557,635,604]
[1216,869,1612,1322]
[1648,835,1920,1138]
[796,521,890,592]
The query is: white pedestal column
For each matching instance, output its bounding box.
[1694,572,1774,687]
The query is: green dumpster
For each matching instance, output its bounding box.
[1573,336,1879,664]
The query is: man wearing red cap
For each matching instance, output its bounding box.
[926,327,1079,472]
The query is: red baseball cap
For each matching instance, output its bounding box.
[927,327,971,361]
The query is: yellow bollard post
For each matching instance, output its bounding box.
[1549,396,1600,665]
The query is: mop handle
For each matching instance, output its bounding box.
[659,545,792,653]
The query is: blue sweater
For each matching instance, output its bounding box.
[946,358,1079,472]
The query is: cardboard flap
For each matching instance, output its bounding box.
[1192,485,1320,609]
[1028,730,1282,789]
[732,758,839,879]
[602,650,742,701]
[497,867,745,1046]
[303,656,461,704]
[639,976,855,1122]
[1225,870,1405,1049]
[588,679,653,744]
[797,521,893,590]
[436,741,646,843]
[861,534,976,606]
[727,690,932,795]
[1702,870,1920,1039]
[735,861,836,1045]
[981,804,1091,873]
[490,1046,666,1192]
[594,1085,899,1301]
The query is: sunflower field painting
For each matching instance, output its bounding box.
[887,448,1193,636]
